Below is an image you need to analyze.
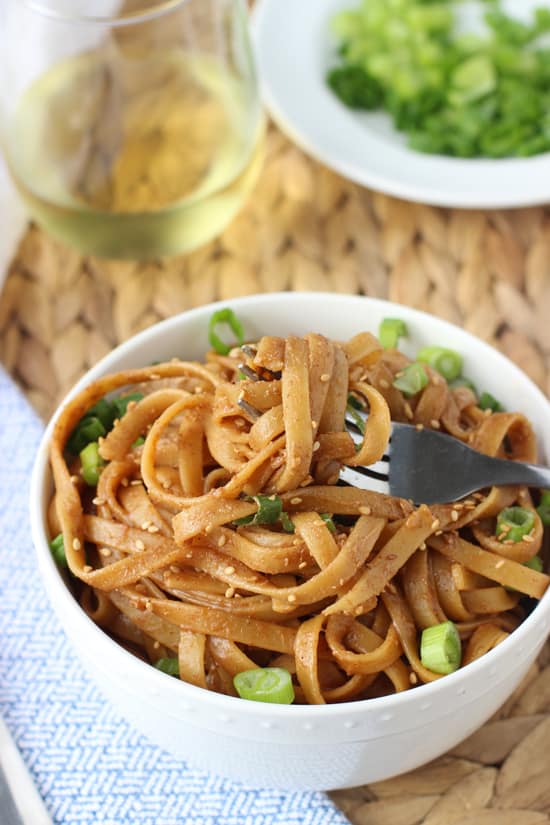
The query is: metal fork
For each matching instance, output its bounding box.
[343,411,550,504]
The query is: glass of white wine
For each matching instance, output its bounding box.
[0,0,265,259]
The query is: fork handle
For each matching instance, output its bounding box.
[481,456,550,490]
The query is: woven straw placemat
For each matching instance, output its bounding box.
[1,125,550,824]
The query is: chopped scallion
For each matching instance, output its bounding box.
[448,376,477,395]
[379,317,408,350]
[320,513,336,533]
[479,392,504,412]
[496,506,536,543]
[417,346,463,382]
[393,363,428,396]
[420,620,461,675]
[49,533,67,568]
[346,398,366,434]
[280,511,295,533]
[524,556,543,573]
[233,667,295,704]
[154,658,180,677]
[536,490,550,527]
[67,416,106,456]
[132,436,145,447]
[67,392,144,455]
[112,392,144,418]
[79,442,105,487]
[234,495,283,527]
[208,308,245,356]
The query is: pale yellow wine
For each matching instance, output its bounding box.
[4,49,264,258]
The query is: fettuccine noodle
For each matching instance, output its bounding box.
[48,329,550,703]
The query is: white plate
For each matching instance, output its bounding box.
[252,0,550,208]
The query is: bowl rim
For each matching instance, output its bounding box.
[30,291,550,720]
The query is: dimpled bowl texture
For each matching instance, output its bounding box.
[30,292,550,791]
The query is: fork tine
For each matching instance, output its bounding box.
[339,466,390,495]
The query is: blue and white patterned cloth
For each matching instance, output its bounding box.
[0,367,351,825]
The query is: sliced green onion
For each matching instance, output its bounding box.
[49,533,67,568]
[234,495,283,527]
[479,392,504,412]
[448,376,477,395]
[85,398,117,431]
[420,620,461,675]
[280,511,295,533]
[393,362,429,396]
[524,556,543,573]
[112,392,144,418]
[233,667,295,704]
[379,317,408,349]
[417,346,463,381]
[132,436,145,447]
[536,490,550,527]
[346,402,366,435]
[320,513,336,533]
[79,442,105,487]
[496,506,536,543]
[208,308,245,356]
[154,657,180,677]
[67,416,106,455]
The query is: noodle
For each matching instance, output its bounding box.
[48,327,550,704]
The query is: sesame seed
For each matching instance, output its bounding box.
[409,672,418,685]
[298,561,307,570]
[224,566,235,575]
[121,478,129,487]
[354,606,363,616]
[148,525,159,533]
[416,423,424,431]
[524,534,535,543]
[169,565,180,574]
[141,521,152,530]
[225,587,235,598]
[359,506,372,516]
[435,529,443,536]
[70,475,79,485]
[100,548,112,557]
[320,374,330,382]
[130,479,142,486]
[290,497,302,505]
[136,539,145,551]
[127,401,137,411]
[153,641,160,650]
[431,419,440,429]
[495,560,505,568]
[83,564,93,573]
[311,420,318,429]
[113,418,120,427]
[313,441,321,452]
[431,519,440,531]
[72,538,81,551]
[484,407,493,416]
[150,373,161,380]
[404,403,413,420]
[419,542,427,550]
[92,497,105,506]
[379,379,390,389]
[218,535,227,547]
[451,510,459,522]
[186,552,193,559]
[145,601,153,611]
[287,594,297,603]
[504,539,515,545]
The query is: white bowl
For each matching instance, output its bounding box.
[30,292,550,790]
